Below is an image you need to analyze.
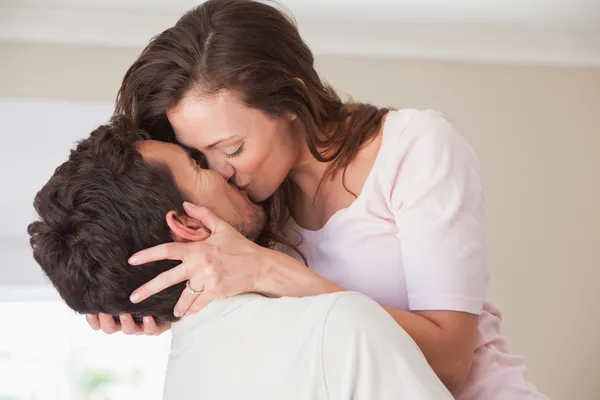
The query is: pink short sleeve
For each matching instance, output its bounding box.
[390,110,489,315]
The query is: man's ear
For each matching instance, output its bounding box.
[165,210,210,242]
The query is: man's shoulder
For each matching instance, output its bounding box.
[323,292,389,327]
[255,291,370,317]
[322,292,412,343]
[174,292,369,337]
[267,291,390,337]
[239,292,379,334]
[171,291,382,351]
[169,292,372,361]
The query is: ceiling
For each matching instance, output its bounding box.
[1,0,600,66]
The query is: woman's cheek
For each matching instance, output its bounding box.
[235,150,264,175]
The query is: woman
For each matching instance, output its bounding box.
[87,1,547,399]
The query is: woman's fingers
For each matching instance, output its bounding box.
[130,262,190,303]
[144,317,170,336]
[183,202,223,234]
[173,280,205,317]
[88,313,169,336]
[98,313,121,334]
[119,314,143,335]
[173,291,195,317]
[141,316,166,335]
[128,241,192,265]
[185,291,215,315]
[154,322,172,336]
[183,270,225,315]
[86,314,101,330]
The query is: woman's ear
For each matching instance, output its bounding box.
[293,77,306,88]
[166,210,210,242]
[286,77,307,121]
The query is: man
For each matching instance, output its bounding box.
[29,116,453,399]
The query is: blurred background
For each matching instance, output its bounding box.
[1,1,599,399]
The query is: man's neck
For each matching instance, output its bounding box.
[171,293,264,338]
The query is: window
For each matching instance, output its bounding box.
[0,295,171,400]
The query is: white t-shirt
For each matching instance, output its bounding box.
[282,109,547,399]
[163,292,453,400]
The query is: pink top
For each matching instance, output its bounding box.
[283,109,548,399]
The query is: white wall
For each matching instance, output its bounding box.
[317,57,600,400]
[1,41,599,399]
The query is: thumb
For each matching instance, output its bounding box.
[182,202,222,234]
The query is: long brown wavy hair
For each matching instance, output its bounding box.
[115,0,389,252]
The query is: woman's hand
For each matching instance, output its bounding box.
[128,202,275,317]
[85,313,170,336]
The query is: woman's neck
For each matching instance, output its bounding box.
[288,144,330,200]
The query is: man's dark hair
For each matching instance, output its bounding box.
[28,116,186,324]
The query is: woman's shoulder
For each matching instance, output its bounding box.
[380,108,478,167]
[370,108,482,206]
[383,108,456,141]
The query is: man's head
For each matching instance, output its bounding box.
[28,116,265,323]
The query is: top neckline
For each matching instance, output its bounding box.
[289,110,397,237]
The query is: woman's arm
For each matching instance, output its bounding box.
[381,308,477,393]
[258,252,477,393]
[125,202,477,392]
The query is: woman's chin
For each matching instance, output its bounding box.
[247,191,261,203]
[248,188,273,204]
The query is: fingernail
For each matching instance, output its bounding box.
[130,293,140,303]
[174,310,180,317]
[143,316,151,324]
[128,256,138,265]
[183,201,195,209]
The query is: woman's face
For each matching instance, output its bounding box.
[167,91,301,203]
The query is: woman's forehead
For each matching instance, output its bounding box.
[167,91,262,148]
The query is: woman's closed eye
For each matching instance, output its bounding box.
[225,142,245,159]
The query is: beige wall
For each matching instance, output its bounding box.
[3,41,599,399]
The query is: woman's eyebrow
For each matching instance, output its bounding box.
[206,135,238,149]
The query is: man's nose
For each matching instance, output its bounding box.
[214,161,236,182]
[205,155,235,181]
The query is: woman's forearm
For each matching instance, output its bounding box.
[256,250,472,393]
[256,249,344,297]
[380,305,473,393]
